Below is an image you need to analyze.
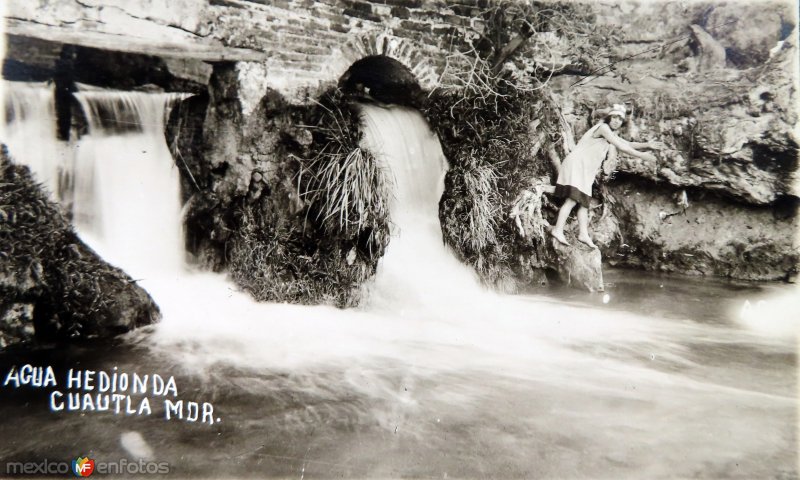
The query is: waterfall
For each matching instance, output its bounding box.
[1,80,66,198]
[358,104,485,311]
[72,89,188,278]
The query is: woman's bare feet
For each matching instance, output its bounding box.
[551,230,570,246]
[577,235,597,249]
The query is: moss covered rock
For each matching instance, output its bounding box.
[0,146,160,350]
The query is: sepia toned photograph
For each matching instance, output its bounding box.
[0,0,798,477]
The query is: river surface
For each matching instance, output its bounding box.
[0,269,796,479]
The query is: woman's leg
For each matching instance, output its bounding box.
[576,206,597,248]
[552,198,576,245]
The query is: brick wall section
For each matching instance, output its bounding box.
[5,0,491,99]
[203,0,489,95]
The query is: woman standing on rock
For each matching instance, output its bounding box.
[551,104,664,248]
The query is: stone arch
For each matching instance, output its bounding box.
[340,31,439,90]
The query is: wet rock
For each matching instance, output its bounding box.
[606,180,799,281]
[0,147,160,350]
[550,238,604,292]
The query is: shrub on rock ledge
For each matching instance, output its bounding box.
[423,52,575,291]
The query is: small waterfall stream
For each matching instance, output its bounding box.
[358,104,486,311]
[71,89,188,277]
[1,81,66,198]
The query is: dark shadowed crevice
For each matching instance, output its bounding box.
[338,55,423,106]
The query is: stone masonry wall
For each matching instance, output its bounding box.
[5,0,489,100]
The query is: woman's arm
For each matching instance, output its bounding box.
[629,141,667,150]
[596,124,657,161]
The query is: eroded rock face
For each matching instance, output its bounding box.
[554,40,798,205]
[551,1,798,282]
[0,147,160,350]
[606,179,799,281]
[705,2,794,67]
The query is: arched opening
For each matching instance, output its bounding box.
[338,55,423,106]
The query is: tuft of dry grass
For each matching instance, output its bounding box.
[299,144,391,243]
[297,100,391,246]
[460,160,499,253]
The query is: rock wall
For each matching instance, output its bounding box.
[607,176,798,281]
[547,0,799,281]
[170,64,391,306]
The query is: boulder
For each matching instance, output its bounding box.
[688,24,727,71]
[0,147,160,350]
[510,185,605,292]
[551,238,605,292]
[706,1,795,68]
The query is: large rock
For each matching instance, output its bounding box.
[606,179,799,281]
[508,185,606,292]
[706,1,795,67]
[553,39,798,205]
[554,1,798,204]
[550,1,798,282]
[688,24,727,71]
[0,147,160,350]
[551,238,604,292]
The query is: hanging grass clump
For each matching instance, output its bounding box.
[422,0,619,290]
[296,93,392,256]
[424,54,569,288]
[296,100,391,253]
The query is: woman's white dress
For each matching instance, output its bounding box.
[554,123,611,208]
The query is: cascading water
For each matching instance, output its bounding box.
[71,88,188,277]
[1,80,66,198]
[2,90,796,478]
[358,104,488,312]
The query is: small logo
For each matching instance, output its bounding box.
[72,457,95,477]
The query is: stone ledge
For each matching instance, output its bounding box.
[5,21,270,62]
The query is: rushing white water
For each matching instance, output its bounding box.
[1,80,67,198]
[72,89,188,277]
[359,104,487,313]
[126,102,683,374]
